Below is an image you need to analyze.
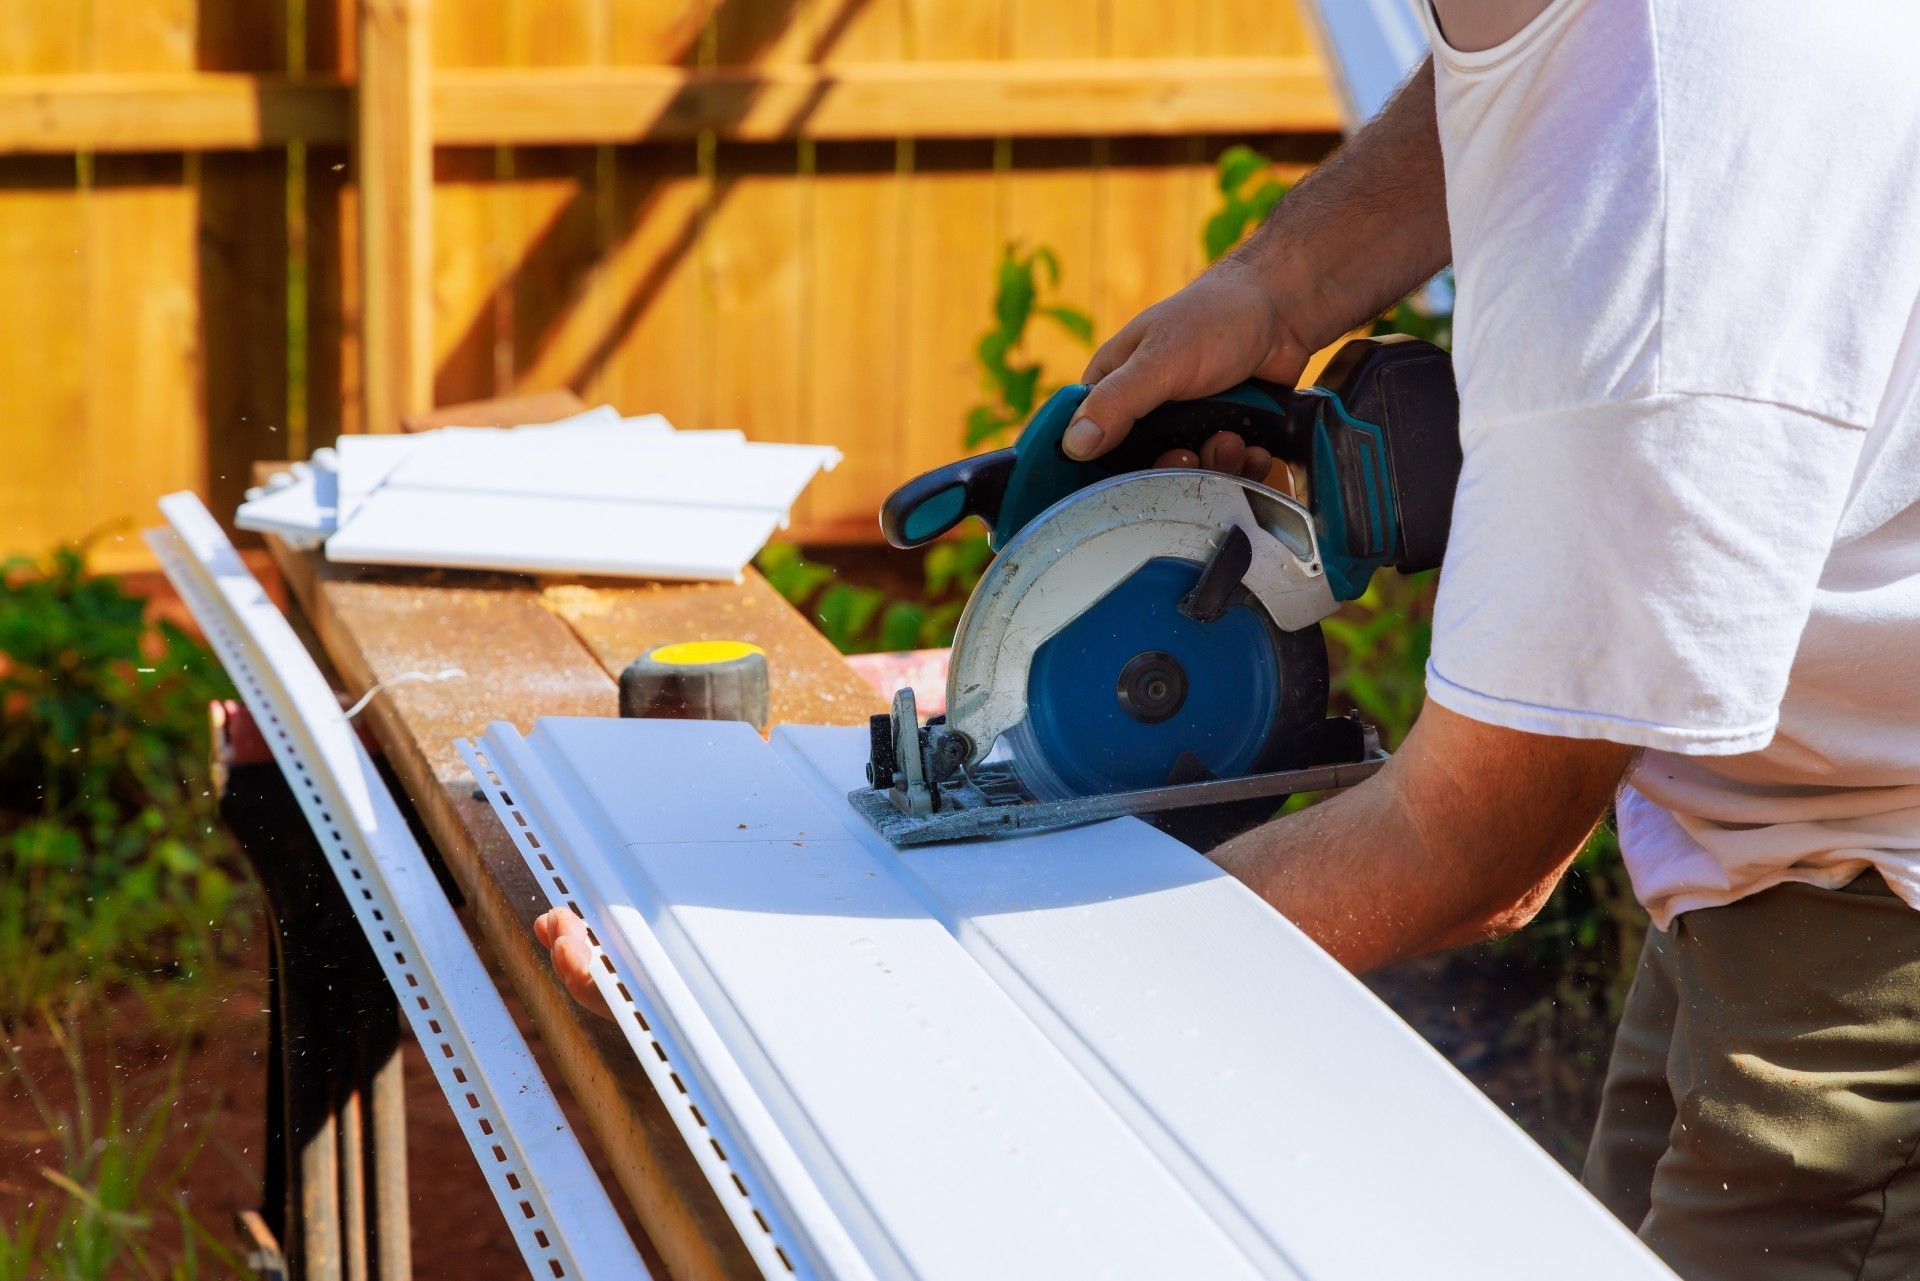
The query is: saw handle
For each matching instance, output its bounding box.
[1085,379,1312,476]
[880,447,1017,548]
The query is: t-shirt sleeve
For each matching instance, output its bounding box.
[1424,393,1864,755]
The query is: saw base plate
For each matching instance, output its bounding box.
[850,718,1387,848]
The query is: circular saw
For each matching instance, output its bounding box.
[849,335,1459,847]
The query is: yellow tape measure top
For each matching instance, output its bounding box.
[647,640,765,667]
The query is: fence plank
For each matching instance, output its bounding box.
[798,0,908,533]
[495,0,605,403]
[708,1,810,490]
[897,0,1003,493]
[0,157,88,557]
[360,0,433,431]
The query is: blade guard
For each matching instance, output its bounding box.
[939,470,1337,771]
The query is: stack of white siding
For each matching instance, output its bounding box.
[236,407,840,581]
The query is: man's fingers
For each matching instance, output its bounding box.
[1154,449,1201,468]
[1242,446,1274,480]
[1066,349,1178,461]
[1200,432,1246,476]
[553,933,612,1018]
[1082,321,1144,386]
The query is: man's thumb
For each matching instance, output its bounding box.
[1063,358,1166,460]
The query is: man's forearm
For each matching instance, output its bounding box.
[1208,703,1631,974]
[1229,60,1451,352]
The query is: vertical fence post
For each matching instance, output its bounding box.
[357,0,432,432]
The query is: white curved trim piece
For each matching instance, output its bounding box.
[148,493,646,1281]
[457,730,865,1281]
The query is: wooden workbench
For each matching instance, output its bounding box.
[256,470,883,1280]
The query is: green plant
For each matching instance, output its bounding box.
[0,1007,240,1280]
[0,544,247,1019]
[964,242,1094,449]
[1203,145,1290,264]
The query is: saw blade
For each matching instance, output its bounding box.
[1002,556,1327,802]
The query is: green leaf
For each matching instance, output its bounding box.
[1250,179,1288,222]
[757,546,834,605]
[994,250,1036,337]
[965,405,1012,447]
[921,601,967,648]
[1203,208,1247,264]
[1042,305,1094,346]
[1031,245,1061,287]
[1000,363,1041,419]
[878,602,926,653]
[975,328,1013,380]
[1217,144,1270,196]
[815,584,884,651]
[923,542,964,595]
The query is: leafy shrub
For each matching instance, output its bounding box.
[758,537,993,655]
[0,545,245,1019]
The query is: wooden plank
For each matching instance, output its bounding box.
[0,156,86,559]
[257,503,759,1281]
[359,0,433,431]
[574,141,706,425]
[798,1,905,530]
[800,140,903,531]
[580,2,705,430]
[201,148,293,531]
[81,0,205,574]
[427,0,510,407]
[540,574,886,730]
[493,0,605,402]
[402,386,587,432]
[429,59,1342,143]
[704,0,811,464]
[0,74,349,153]
[0,58,1340,154]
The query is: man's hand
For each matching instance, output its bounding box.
[1210,701,1635,973]
[1064,260,1313,474]
[534,906,612,1019]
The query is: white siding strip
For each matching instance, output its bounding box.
[771,724,1675,1281]
[323,488,781,581]
[148,494,647,1281]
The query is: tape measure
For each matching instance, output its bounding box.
[620,640,771,728]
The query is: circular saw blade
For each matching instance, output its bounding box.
[1002,556,1328,802]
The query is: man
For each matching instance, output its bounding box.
[542,2,1920,1275]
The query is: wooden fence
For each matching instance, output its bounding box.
[0,1,1341,569]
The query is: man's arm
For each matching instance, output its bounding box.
[1064,60,1451,466]
[1211,703,1634,973]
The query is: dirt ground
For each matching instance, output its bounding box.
[0,930,653,1279]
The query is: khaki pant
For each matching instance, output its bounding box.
[1583,873,1920,1281]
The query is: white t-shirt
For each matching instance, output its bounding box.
[1418,0,1920,928]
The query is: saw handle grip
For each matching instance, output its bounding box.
[1086,379,1312,476]
[880,447,1017,548]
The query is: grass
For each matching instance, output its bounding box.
[0,1004,243,1281]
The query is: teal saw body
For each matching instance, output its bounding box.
[881,334,1460,604]
[856,335,1456,841]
